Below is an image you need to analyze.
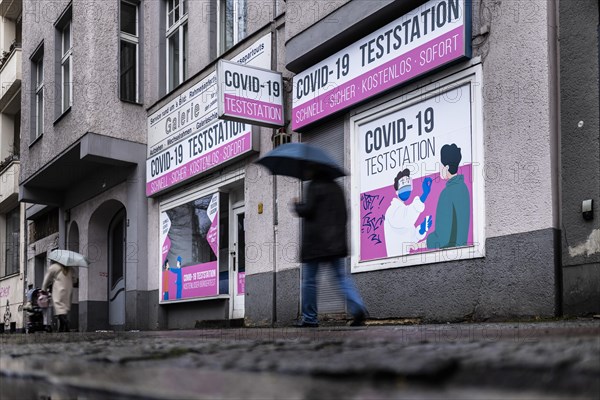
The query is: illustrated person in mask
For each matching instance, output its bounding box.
[426,144,470,249]
[384,169,432,257]
[162,259,170,301]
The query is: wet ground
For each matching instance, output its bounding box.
[1,320,598,399]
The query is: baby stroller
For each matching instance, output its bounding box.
[25,288,53,333]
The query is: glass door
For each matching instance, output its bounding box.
[108,209,126,326]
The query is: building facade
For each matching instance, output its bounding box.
[0,0,25,333]
[20,0,149,331]
[16,0,599,332]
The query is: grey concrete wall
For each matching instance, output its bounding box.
[355,229,559,322]
[245,268,300,327]
[79,300,107,332]
[20,0,147,182]
[248,229,560,324]
[164,300,230,330]
[559,1,600,316]
[245,270,274,326]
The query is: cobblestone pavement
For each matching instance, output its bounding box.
[1,320,598,399]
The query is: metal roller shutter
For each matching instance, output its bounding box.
[301,117,347,315]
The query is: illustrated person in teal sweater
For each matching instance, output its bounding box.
[426,144,470,249]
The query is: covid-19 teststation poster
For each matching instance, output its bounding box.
[356,83,476,266]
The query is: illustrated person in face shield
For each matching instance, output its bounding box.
[384,168,432,257]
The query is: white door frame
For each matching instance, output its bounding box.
[230,204,245,319]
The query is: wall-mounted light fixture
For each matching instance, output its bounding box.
[271,128,291,148]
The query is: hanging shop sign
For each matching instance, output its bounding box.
[352,78,484,272]
[160,193,220,302]
[292,0,471,131]
[217,60,284,128]
[146,34,271,196]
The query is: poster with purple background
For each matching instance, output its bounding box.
[357,83,474,263]
[160,193,220,302]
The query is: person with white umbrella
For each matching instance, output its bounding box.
[42,250,87,332]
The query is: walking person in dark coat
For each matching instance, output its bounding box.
[293,166,367,327]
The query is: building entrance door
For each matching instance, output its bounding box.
[231,207,245,319]
[108,209,126,326]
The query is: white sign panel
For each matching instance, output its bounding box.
[217,60,284,127]
[292,0,470,131]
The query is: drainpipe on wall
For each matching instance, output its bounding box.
[21,203,28,333]
[549,0,563,316]
[271,17,279,328]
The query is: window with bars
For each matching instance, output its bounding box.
[120,1,140,102]
[166,0,188,92]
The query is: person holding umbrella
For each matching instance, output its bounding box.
[257,143,368,327]
[42,250,87,332]
[293,165,367,327]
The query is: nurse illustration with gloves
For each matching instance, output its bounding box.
[384,169,432,257]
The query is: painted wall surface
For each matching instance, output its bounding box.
[70,184,127,303]
[20,0,147,181]
[285,0,353,42]
[0,274,23,331]
[0,201,27,331]
[479,0,558,238]
[559,1,600,315]
[69,179,151,330]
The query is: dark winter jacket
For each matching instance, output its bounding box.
[295,178,348,262]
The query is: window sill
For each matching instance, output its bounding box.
[159,294,230,305]
[53,106,72,125]
[0,272,20,281]
[29,133,43,148]
[120,98,143,106]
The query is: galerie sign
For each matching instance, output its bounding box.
[354,82,479,271]
[292,0,470,131]
[217,60,284,128]
[146,34,271,196]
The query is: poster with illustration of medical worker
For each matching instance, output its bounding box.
[358,83,474,262]
[160,193,219,302]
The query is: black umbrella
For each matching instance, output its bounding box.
[256,143,345,180]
